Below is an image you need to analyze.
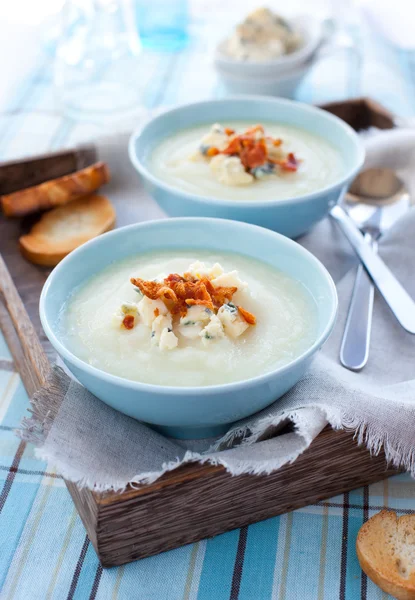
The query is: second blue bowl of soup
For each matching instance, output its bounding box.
[129,97,364,238]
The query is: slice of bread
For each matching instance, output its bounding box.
[357,510,415,600]
[1,161,110,217]
[19,194,116,266]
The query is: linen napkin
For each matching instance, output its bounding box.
[19,129,415,492]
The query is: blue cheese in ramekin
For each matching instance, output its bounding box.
[225,8,303,62]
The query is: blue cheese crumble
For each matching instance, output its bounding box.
[217,302,249,338]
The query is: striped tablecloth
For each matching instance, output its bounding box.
[1,7,415,599]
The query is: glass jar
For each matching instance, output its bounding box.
[54,0,144,122]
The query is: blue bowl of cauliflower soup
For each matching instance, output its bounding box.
[129,97,364,238]
[40,217,337,439]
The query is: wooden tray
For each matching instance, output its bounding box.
[0,97,398,568]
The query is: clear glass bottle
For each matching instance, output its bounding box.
[54,0,144,122]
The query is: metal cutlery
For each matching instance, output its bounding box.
[339,172,411,370]
[339,208,379,370]
[330,187,415,336]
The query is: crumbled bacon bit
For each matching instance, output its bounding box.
[237,306,256,325]
[273,152,299,172]
[222,137,242,156]
[122,315,135,330]
[206,146,219,157]
[131,279,163,299]
[154,307,160,317]
[222,130,269,170]
[224,127,235,136]
[183,272,196,282]
[210,285,237,308]
[131,278,177,304]
[165,273,183,283]
[240,139,267,170]
[185,280,215,311]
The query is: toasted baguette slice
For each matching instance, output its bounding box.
[19,194,115,266]
[1,161,110,217]
[357,510,415,600]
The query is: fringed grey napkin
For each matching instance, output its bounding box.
[19,131,415,492]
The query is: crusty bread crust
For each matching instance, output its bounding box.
[1,161,110,217]
[19,194,116,266]
[357,510,415,600]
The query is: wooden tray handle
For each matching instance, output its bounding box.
[0,254,50,395]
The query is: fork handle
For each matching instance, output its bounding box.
[340,233,376,371]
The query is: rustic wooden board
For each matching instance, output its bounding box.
[0,98,399,567]
[322,97,396,131]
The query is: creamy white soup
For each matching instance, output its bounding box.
[150,122,344,201]
[61,251,318,387]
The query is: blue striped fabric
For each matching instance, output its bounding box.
[1,354,414,597]
[1,11,415,599]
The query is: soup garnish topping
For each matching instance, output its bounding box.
[193,124,299,186]
[115,262,256,350]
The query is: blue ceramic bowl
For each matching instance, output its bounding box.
[40,218,337,439]
[129,97,364,238]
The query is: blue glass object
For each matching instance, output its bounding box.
[134,0,189,51]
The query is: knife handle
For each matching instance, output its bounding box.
[330,205,415,334]
[340,234,376,371]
